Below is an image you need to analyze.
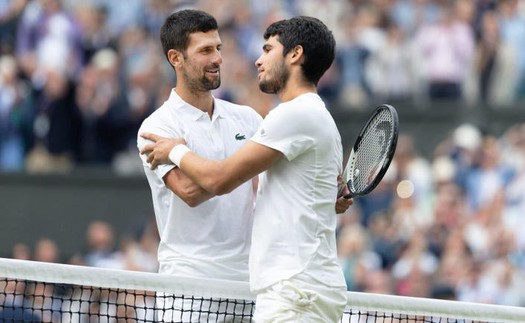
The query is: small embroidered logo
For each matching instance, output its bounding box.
[235,133,246,140]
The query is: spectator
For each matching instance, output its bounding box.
[0,0,27,54]
[10,243,31,260]
[472,9,516,107]
[497,0,525,101]
[337,223,381,291]
[412,1,475,101]
[0,55,33,171]
[33,238,60,263]
[337,7,378,108]
[72,2,113,65]
[16,0,83,83]
[84,220,125,269]
[365,22,415,104]
[368,212,404,270]
[391,230,439,297]
[464,136,514,212]
[25,66,82,173]
[90,0,146,38]
[390,0,441,37]
[120,217,158,272]
[362,269,395,294]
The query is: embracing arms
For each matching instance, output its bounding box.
[140,133,353,213]
[141,133,282,196]
[163,168,214,207]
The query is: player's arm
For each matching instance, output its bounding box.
[138,132,213,207]
[178,141,281,195]
[163,168,214,207]
[140,133,282,195]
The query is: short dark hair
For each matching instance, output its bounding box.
[160,9,218,61]
[263,16,335,86]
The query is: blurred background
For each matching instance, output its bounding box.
[1,0,525,306]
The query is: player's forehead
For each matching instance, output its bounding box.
[187,30,222,50]
[263,35,282,48]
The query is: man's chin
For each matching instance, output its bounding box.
[258,83,277,94]
[203,79,220,90]
[211,82,221,90]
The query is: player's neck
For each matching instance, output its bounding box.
[278,81,317,103]
[277,62,317,102]
[175,86,214,117]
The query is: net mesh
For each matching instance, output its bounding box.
[1,258,524,323]
[0,279,253,322]
[350,106,396,194]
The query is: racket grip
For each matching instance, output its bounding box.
[338,182,352,199]
[337,184,345,196]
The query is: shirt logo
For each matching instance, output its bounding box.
[235,133,246,140]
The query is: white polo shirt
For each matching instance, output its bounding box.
[250,93,346,292]
[137,89,262,281]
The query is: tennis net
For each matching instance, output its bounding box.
[1,257,524,322]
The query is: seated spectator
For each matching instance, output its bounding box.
[84,220,125,269]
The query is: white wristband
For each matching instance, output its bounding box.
[168,144,190,167]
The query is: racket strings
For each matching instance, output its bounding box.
[352,110,394,192]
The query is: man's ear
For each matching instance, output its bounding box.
[168,49,183,68]
[289,45,304,65]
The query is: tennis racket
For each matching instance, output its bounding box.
[339,104,399,199]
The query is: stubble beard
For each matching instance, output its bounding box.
[258,60,289,94]
[182,64,221,92]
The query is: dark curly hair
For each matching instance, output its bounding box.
[263,16,336,86]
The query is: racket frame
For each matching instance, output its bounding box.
[343,104,399,198]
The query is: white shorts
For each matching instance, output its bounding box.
[156,293,253,322]
[253,274,347,323]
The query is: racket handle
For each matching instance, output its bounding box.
[337,183,346,197]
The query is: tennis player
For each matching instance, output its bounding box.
[136,10,261,322]
[141,16,352,322]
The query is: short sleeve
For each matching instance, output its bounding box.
[251,105,315,161]
[137,118,178,180]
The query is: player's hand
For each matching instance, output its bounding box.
[336,175,353,214]
[140,133,186,170]
[336,195,353,214]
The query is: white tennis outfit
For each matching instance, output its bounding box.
[250,93,347,322]
[137,90,261,321]
[137,90,262,322]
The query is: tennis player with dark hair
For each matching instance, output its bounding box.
[136,9,262,322]
[141,16,352,322]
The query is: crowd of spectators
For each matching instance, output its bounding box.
[9,217,160,273]
[2,0,525,309]
[1,0,525,172]
[338,122,525,306]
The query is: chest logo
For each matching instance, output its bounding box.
[235,133,246,140]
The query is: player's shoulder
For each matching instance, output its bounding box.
[143,100,173,123]
[215,98,262,121]
[139,102,176,133]
[267,94,331,128]
[215,98,253,114]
